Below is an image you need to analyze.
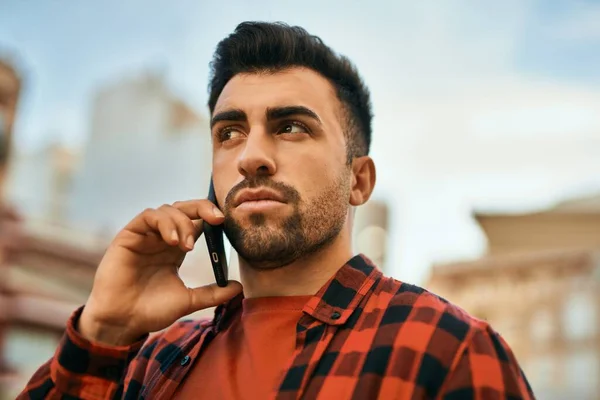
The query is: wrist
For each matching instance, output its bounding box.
[78,308,142,346]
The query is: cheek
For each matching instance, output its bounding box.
[281,139,341,171]
[280,143,346,184]
[212,155,239,206]
[283,150,329,188]
[212,147,236,171]
[296,163,344,202]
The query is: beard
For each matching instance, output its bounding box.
[222,172,351,270]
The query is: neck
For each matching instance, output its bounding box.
[238,228,354,298]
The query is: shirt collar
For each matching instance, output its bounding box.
[212,254,381,330]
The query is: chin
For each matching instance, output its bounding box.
[234,209,289,227]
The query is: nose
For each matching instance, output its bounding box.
[237,128,276,179]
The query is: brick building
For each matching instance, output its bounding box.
[426,194,600,399]
[0,55,107,398]
[0,217,107,397]
[0,56,23,392]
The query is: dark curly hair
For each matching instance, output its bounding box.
[208,21,373,161]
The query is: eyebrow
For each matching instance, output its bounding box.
[210,109,247,128]
[266,106,322,125]
[210,105,322,128]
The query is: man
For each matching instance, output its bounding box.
[19,22,534,399]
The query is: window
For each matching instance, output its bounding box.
[2,326,61,400]
[564,349,599,397]
[562,293,596,340]
[530,308,554,344]
[4,326,61,377]
[524,355,556,394]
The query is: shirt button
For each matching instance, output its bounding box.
[180,355,191,366]
[331,311,341,320]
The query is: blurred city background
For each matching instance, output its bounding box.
[1,1,599,398]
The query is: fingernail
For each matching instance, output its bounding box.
[171,230,178,242]
[186,236,195,249]
[213,207,224,218]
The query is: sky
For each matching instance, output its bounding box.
[1,0,600,284]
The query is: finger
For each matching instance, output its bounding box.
[171,199,225,225]
[125,208,179,246]
[159,205,197,251]
[186,281,243,313]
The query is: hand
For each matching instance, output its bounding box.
[78,200,242,346]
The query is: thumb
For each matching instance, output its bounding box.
[187,280,243,313]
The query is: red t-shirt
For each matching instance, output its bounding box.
[174,295,311,399]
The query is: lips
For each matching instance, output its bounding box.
[233,188,287,208]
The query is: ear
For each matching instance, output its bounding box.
[349,156,376,206]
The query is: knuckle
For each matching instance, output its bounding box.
[141,207,155,216]
[177,218,195,232]
[172,209,189,223]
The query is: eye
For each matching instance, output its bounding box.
[277,122,309,135]
[217,126,245,142]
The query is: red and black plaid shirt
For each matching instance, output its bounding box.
[18,254,535,399]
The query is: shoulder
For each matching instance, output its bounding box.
[374,276,493,360]
[377,275,488,332]
[360,276,532,397]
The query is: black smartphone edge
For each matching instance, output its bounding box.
[204,177,229,287]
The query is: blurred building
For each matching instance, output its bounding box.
[67,70,213,234]
[0,218,106,398]
[0,56,105,398]
[63,69,222,307]
[0,56,22,387]
[426,193,600,399]
[6,145,81,223]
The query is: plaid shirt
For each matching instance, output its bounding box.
[18,254,534,399]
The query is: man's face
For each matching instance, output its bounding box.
[211,67,352,269]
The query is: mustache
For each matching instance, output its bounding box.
[224,176,301,209]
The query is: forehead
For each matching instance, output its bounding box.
[213,67,339,116]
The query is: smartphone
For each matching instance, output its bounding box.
[204,177,229,287]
